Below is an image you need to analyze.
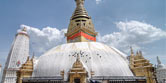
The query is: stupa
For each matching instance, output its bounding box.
[20,0,148,83]
[2,0,157,83]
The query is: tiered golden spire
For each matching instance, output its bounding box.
[130,47,134,56]
[66,0,97,43]
[17,56,34,83]
[73,54,83,68]
[68,54,88,83]
[72,0,90,20]
[129,47,156,83]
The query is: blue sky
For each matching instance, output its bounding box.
[0,0,165,77]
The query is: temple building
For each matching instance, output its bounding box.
[156,56,166,83]
[1,0,159,83]
[17,56,34,83]
[1,28,30,83]
[129,47,156,83]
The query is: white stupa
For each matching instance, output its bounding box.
[32,0,134,81]
[156,56,166,83]
[1,28,29,83]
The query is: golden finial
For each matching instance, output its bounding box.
[76,53,80,61]
[139,51,143,56]
[72,53,83,68]
[22,27,27,32]
[27,56,30,61]
[75,0,84,6]
[136,51,139,56]
[72,0,89,20]
[130,46,134,56]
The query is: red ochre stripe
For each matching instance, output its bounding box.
[67,31,96,41]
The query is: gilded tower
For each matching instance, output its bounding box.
[17,56,33,83]
[129,47,156,83]
[65,0,98,43]
[62,55,88,83]
[1,28,29,83]
[68,56,88,83]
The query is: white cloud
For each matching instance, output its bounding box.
[96,0,102,4]
[20,25,67,56]
[98,20,166,53]
[19,21,166,56]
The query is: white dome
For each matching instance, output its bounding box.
[32,42,133,80]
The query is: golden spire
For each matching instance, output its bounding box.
[136,51,139,56]
[73,54,83,68]
[27,56,30,61]
[75,0,84,5]
[139,51,143,56]
[130,46,134,56]
[72,0,90,20]
[76,53,80,62]
[65,0,98,43]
